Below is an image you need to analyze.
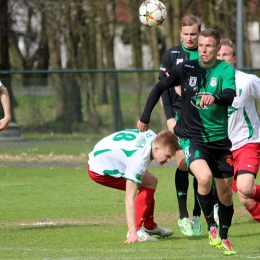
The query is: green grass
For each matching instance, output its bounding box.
[0,165,260,259]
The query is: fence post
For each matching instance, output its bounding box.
[113,70,119,132]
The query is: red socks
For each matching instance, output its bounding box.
[247,202,260,223]
[252,185,260,203]
[135,187,156,230]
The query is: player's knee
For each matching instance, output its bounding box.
[237,184,254,198]
[177,161,187,171]
[142,174,158,189]
[197,175,211,188]
[151,175,158,186]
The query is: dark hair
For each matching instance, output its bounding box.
[180,15,202,32]
[220,38,236,56]
[200,29,220,46]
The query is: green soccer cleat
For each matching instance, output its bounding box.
[190,216,202,236]
[178,217,193,236]
[216,239,237,255]
[208,226,221,246]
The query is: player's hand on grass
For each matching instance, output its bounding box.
[124,231,140,244]
[137,120,149,132]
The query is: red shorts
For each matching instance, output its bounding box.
[232,143,260,192]
[87,166,126,191]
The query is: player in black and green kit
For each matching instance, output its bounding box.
[160,15,202,237]
[137,29,236,255]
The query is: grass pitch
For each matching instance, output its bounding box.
[0,165,260,259]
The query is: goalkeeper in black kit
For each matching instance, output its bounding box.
[137,29,237,255]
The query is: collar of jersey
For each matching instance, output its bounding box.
[150,141,154,161]
[182,43,198,53]
[198,58,219,69]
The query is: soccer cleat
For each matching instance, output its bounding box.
[178,217,193,236]
[213,204,219,226]
[208,226,221,246]
[216,239,237,255]
[190,216,202,236]
[141,224,173,238]
[127,230,158,242]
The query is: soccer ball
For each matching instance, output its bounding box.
[139,0,167,28]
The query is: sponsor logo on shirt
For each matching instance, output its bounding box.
[184,64,194,68]
[190,95,208,110]
[135,131,153,148]
[189,76,197,87]
[176,59,183,64]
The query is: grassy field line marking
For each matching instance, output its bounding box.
[0,248,258,258]
[19,221,56,226]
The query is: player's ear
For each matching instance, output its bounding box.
[233,55,237,64]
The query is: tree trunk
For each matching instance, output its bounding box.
[0,0,16,121]
[45,15,64,123]
[128,0,144,121]
[172,0,181,46]
[101,1,123,130]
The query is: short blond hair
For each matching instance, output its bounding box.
[220,38,236,56]
[154,130,179,155]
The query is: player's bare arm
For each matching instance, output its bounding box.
[0,86,11,131]
[175,85,181,96]
[124,180,140,243]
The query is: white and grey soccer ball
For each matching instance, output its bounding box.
[139,0,167,28]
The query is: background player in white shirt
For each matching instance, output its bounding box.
[88,129,179,243]
[217,39,260,223]
[0,80,11,131]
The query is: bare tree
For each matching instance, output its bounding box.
[0,0,17,121]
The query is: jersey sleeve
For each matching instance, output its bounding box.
[161,89,174,119]
[250,74,260,98]
[221,63,236,92]
[140,66,181,124]
[159,51,174,79]
[160,50,178,119]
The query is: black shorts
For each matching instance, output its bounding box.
[180,137,234,179]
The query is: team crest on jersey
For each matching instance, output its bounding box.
[176,59,183,65]
[189,76,197,87]
[210,77,217,87]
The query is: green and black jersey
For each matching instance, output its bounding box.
[140,59,236,143]
[160,44,199,119]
